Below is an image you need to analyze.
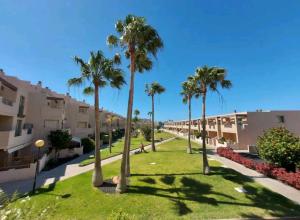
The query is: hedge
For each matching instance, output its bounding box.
[217,147,300,190]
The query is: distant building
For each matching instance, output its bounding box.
[0,70,125,182]
[164,110,300,150]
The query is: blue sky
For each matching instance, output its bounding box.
[1,0,300,121]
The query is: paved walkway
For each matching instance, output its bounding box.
[164,130,300,205]
[0,138,175,196]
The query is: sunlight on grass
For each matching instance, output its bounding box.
[79,131,174,166]
[9,137,300,219]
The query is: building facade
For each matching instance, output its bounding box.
[0,70,125,177]
[164,110,300,150]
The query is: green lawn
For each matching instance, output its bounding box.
[6,138,300,219]
[79,131,175,166]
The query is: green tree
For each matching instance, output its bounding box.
[145,82,166,152]
[257,127,300,171]
[193,66,232,174]
[180,77,197,154]
[106,114,118,153]
[48,130,71,160]
[107,14,163,193]
[140,125,152,141]
[68,50,125,187]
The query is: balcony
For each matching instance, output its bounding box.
[0,96,18,116]
[0,129,34,152]
[221,118,237,133]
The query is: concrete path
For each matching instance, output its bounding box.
[209,154,300,205]
[0,137,175,196]
[164,130,300,205]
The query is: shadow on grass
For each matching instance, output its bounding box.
[30,182,71,199]
[131,172,202,177]
[129,169,300,218]
[139,177,156,184]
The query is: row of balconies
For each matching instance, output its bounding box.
[165,117,248,133]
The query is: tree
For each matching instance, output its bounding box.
[106,114,118,153]
[48,130,71,160]
[193,66,232,174]
[133,109,140,124]
[107,15,163,193]
[145,82,166,152]
[180,77,196,154]
[132,109,140,132]
[257,127,300,172]
[68,50,125,187]
[140,125,152,141]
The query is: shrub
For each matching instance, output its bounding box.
[141,125,151,141]
[217,147,300,190]
[81,138,95,153]
[48,130,72,160]
[100,132,109,144]
[257,127,300,172]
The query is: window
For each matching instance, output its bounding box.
[15,120,22,137]
[77,121,88,128]
[18,96,25,117]
[44,120,59,129]
[277,115,285,123]
[79,107,88,114]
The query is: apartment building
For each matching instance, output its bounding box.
[0,70,125,181]
[164,110,300,150]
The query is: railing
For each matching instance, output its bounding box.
[0,156,34,171]
[1,97,14,106]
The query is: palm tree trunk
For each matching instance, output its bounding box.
[126,135,131,177]
[151,95,155,151]
[116,47,135,193]
[109,123,112,154]
[202,93,210,174]
[92,84,103,186]
[187,96,192,154]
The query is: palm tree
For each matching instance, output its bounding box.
[145,82,166,152]
[106,114,118,153]
[68,50,125,186]
[133,109,140,127]
[180,77,196,154]
[193,65,232,174]
[107,15,163,193]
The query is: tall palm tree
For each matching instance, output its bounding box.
[133,109,140,127]
[68,50,125,186]
[180,77,196,154]
[193,65,232,174]
[107,15,163,193]
[106,114,118,153]
[145,82,166,152]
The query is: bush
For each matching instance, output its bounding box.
[257,127,300,172]
[81,138,95,153]
[100,132,109,144]
[48,130,72,160]
[217,147,300,190]
[141,125,151,141]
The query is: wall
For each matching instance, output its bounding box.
[0,163,36,183]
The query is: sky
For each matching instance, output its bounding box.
[1,0,300,121]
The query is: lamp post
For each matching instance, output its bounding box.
[32,139,44,194]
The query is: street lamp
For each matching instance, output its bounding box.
[32,139,44,194]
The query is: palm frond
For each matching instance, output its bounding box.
[83,86,94,95]
[68,77,84,87]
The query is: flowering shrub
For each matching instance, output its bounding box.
[257,127,300,172]
[217,147,300,190]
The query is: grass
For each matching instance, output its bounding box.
[8,137,300,219]
[79,131,174,166]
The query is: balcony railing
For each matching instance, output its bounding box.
[0,156,34,171]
